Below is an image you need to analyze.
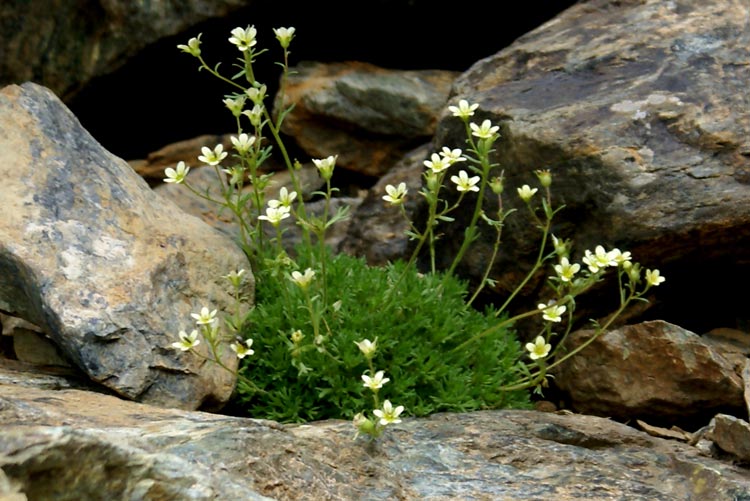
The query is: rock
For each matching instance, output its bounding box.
[0,82,253,410]
[278,61,459,177]
[348,0,750,330]
[339,143,429,263]
[553,320,745,424]
[2,370,750,500]
[708,414,750,463]
[154,162,359,253]
[0,0,248,101]
[128,133,233,183]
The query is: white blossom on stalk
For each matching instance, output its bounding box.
[231,133,256,154]
[231,339,255,359]
[448,99,479,119]
[373,400,404,425]
[517,184,538,202]
[198,144,228,166]
[290,268,315,289]
[645,269,666,286]
[382,183,408,205]
[177,35,202,57]
[171,330,200,351]
[470,119,499,139]
[423,152,451,173]
[258,206,291,227]
[273,27,295,48]
[228,25,257,51]
[451,170,480,192]
[191,307,217,325]
[361,370,390,391]
[526,336,551,360]
[538,302,566,322]
[440,147,466,164]
[163,161,190,184]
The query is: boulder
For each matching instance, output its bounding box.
[553,320,746,424]
[0,82,252,410]
[342,0,750,333]
[278,61,459,178]
[2,369,750,500]
[0,0,248,101]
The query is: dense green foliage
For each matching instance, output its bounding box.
[233,251,530,423]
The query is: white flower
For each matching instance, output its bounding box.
[163,161,190,184]
[258,206,291,226]
[191,307,217,325]
[440,147,466,164]
[224,269,246,288]
[526,336,551,360]
[246,85,267,105]
[645,269,666,286]
[230,339,255,359]
[470,119,499,139]
[242,104,264,126]
[538,302,566,322]
[313,155,337,180]
[423,152,451,173]
[273,26,295,48]
[554,257,580,282]
[177,35,202,57]
[171,330,200,351]
[354,338,378,359]
[268,187,297,208]
[222,166,245,186]
[290,329,305,344]
[517,184,538,202]
[228,25,257,51]
[382,182,408,205]
[290,268,315,289]
[198,144,228,166]
[448,99,479,119]
[223,95,246,117]
[451,170,481,192]
[231,133,256,154]
[361,370,390,391]
[582,245,617,273]
[373,400,405,425]
[609,248,632,266]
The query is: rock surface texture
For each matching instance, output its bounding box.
[0,82,252,410]
[1,371,750,501]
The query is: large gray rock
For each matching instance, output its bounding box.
[0,82,253,410]
[2,372,750,501]
[342,0,750,330]
[441,0,750,305]
[0,0,247,101]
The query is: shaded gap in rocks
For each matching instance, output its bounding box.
[67,0,578,161]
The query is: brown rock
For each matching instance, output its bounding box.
[278,61,459,177]
[553,320,745,423]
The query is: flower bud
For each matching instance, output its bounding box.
[489,176,504,195]
[535,169,552,188]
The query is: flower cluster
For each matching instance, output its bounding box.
[352,338,405,440]
[171,301,255,366]
[169,26,669,442]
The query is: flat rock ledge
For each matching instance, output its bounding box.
[1,370,749,500]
